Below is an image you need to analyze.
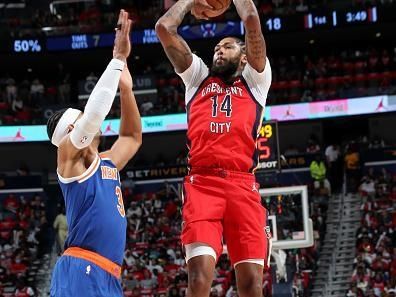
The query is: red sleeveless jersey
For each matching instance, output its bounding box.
[178,54,272,173]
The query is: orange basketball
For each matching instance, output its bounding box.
[201,0,232,18]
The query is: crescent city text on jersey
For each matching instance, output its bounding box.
[201,82,244,135]
[201,82,244,97]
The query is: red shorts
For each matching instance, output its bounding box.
[181,167,271,266]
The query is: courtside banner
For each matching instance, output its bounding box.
[0,114,188,143]
[268,95,393,121]
[126,165,188,181]
[0,95,394,143]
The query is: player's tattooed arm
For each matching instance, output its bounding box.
[155,0,195,73]
[234,0,267,72]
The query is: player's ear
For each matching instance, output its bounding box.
[240,54,248,67]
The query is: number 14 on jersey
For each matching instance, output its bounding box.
[210,94,232,134]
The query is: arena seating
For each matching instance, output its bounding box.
[0,139,393,295]
[2,0,389,37]
[0,191,50,296]
[0,46,395,125]
[118,171,325,296]
[347,167,396,296]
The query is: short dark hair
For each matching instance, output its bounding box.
[47,108,67,141]
[231,37,246,54]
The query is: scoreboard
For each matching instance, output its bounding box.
[257,121,280,171]
[6,5,396,54]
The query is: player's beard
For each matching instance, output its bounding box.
[211,57,240,81]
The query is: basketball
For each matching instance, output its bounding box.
[199,0,232,18]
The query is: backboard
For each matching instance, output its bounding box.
[260,185,314,250]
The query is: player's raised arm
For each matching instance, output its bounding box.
[234,0,266,72]
[57,10,131,161]
[104,65,142,171]
[155,0,212,73]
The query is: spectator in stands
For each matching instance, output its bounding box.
[35,216,50,258]
[346,284,364,297]
[6,78,17,104]
[123,274,139,291]
[325,143,342,193]
[306,138,321,154]
[173,250,185,266]
[359,176,376,197]
[58,74,71,104]
[11,96,23,115]
[369,136,386,149]
[310,154,331,196]
[300,89,313,102]
[140,269,157,289]
[53,207,68,254]
[140,98,154,115]
[30,194,45,212]
[352,266,370,293]
[124,249,137,269]
[345,144,360,193]
[14,277,35,297]
[30,79,44,104]
[147,258,164,274]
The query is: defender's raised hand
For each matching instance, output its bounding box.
[113,9,132,62]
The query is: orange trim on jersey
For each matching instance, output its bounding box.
[77,156,100,182]
[63,247,121,278]
[99,152,110,159]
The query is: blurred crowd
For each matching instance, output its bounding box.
[347,167,396,297]
[3,0,393,38]
[1,45,395,125]
[269,48,396,104]
[120,182,247,297]
[0,192,51,296]
[0,131,394,295]
[120,178,324,296]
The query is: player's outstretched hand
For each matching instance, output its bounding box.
[119,66,133,92]
[113,9,132,62]
[191,0,213,20]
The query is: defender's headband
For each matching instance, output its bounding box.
[51,108,82,147]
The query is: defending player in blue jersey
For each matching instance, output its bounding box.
[46,10,141,297]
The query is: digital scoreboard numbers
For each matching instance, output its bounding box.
[46,33,115,51]
[9,6,383,53]
[304,11,338,29]
[265,17,283,32]
[13,39,42,53]
[305,6,378,29]
[341,7,378,25]
[256,121,280,171]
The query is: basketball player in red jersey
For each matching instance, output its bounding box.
[156,0,272,296]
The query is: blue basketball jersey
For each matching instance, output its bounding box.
[57,154,127,265]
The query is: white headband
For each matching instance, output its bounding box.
[51,108,82,147]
